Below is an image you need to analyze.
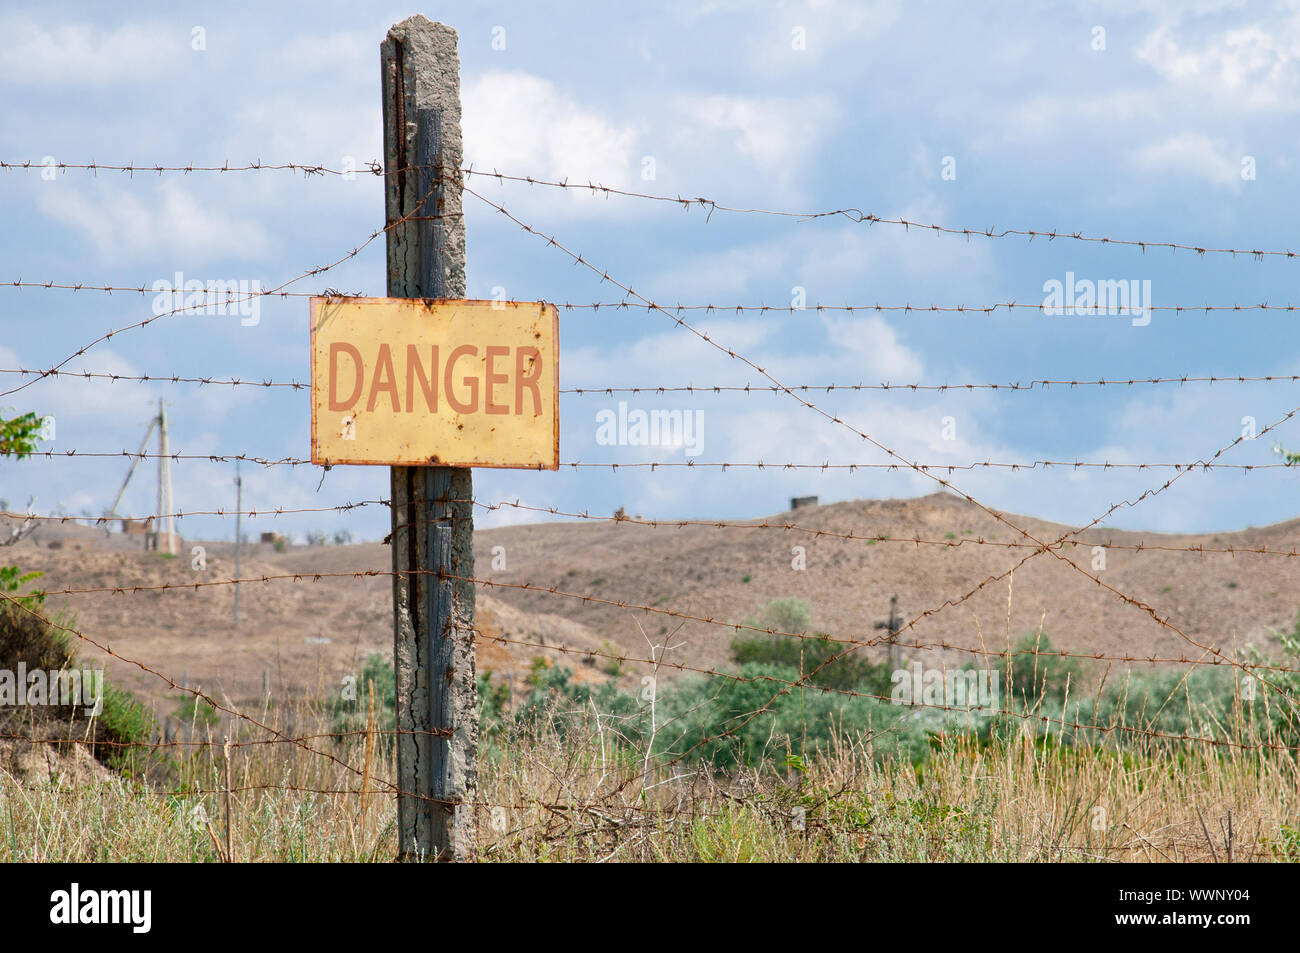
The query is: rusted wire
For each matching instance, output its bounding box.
[0,176,444,401]
[0,367,307,389]
[481,633,1300,750]
[25,448,1300,473]
[11,364,1300,395]
[9,286,1300,317]
[0,159,387,177]
[462,168,1300,262]
[9,157,1296,263]
[15,494,1300,562]
[29,566,1300,674]
[0,590,407,799]
[456,186,1300,777]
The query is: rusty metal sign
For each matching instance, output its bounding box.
[310,297,558,468]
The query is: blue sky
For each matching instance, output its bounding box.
[4,0,1300,541]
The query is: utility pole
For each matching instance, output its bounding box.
[233,461,242,627]
[875,595,902,673]
[154,398,177,554]
[382,15,476,862]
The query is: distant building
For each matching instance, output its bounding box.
[790,495,819,510]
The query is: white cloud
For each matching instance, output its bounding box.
[820,315,923,380]
[463,71,638,185]
[1137,20,1300,109]
[0,17,185,85]
[677,93,838,179]
[35,180,273,264]
[1132,132,1242,188]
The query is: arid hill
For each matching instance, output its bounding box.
[4,492,1296,717]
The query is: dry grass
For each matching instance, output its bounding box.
[1,696,1297,862]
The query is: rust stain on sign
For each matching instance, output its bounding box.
[310,297,559,469]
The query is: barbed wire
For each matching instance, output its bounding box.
[4,499,389,523]
[15,493,1300,563]
[0,367,307,389]
[457,185,1145,559]
[449,186,1300,734]
[462,168,1300,262]
[26,170,1288,722]
[564,374,1300,393]
[7,627,1289,753]
[12,284,1300,319]
[0,159,386,177]
[482,633,1300,749]
[32,566,1300,675]
[466,498,1300,559]
[560,460,1296,472]
[1,280,321,298]
[707,400,1300,770]
[0,590,409,800]
[0,176,443,402]
[454,572,1300,694]
[0,729,455,751]
[8,184,1282,783]
[21,447,1300,473]
[9,163,1300,819]
[10,364,1300,395]
[6,155,1297,262]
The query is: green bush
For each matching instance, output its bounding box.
[0,565,44,611]
[174,696,220,728]
[0,411,42,458]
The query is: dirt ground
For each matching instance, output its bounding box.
[4,491,1297,720]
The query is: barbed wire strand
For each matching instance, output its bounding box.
[13,364,1300,394]
[25,448,1300,473]
[14,494,1300,561]
[456,184,1300,778]
[7,158,1294,263]
[0,176,444,402]
[10,285,1300,318]
[28,567,1300,674]
[0,589,418,802]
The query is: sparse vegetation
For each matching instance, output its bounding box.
[0,565,44,611]
[174,696,221,729]
[3,537,1298,862]
[1,678,1296,861]
[0,596,154,776]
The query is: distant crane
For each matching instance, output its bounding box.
[104,398,177,553]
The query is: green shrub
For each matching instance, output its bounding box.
[0,565,44,611]
[174,697,220,728]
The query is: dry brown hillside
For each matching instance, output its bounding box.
[4,492,1297,716]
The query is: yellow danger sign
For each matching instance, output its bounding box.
[310,297,559,469]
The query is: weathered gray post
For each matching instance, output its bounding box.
[381,15,477,862]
